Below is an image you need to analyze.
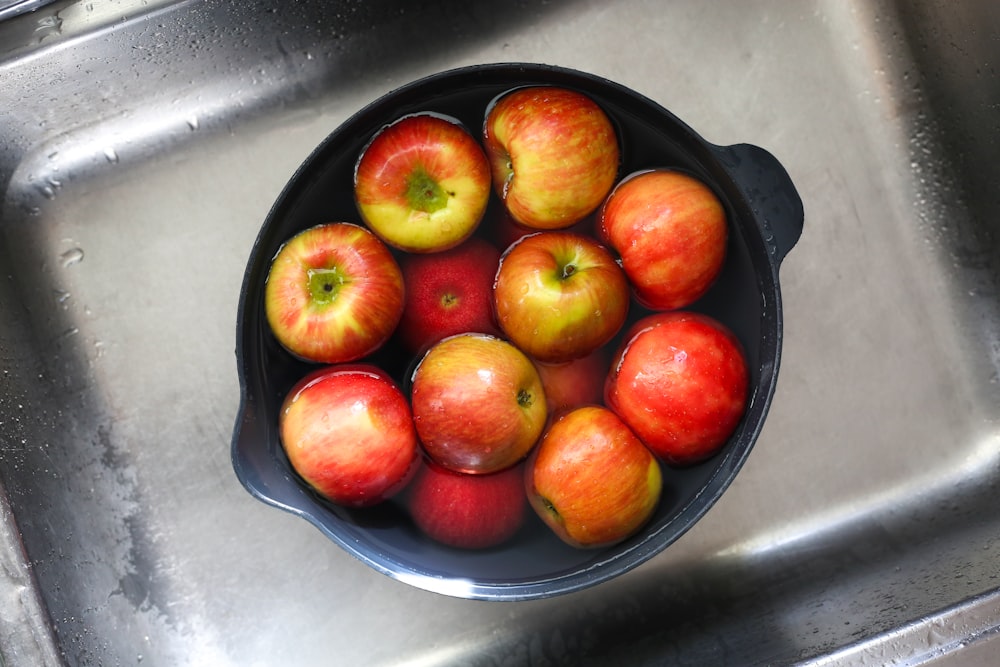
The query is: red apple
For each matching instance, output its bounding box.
[599,169,728,310]
[605,312,749,465]
[407,460,526,549]
[279,365,419,507]
[483,86,619,230]
[534,349,608,416]
[397,237,501,353]
[410,333,547,474]
[355,113,491,253]
[525,405,662,548]
[493,231,629,363]
[265,222,404,363]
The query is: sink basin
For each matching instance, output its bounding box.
[1,0,997,665]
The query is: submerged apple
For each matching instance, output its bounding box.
[407,460,527,549]
[264,222,404,364]
[355,113,492,253]
[397,237,501,353]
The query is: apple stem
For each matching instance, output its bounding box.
[405,168,450,214]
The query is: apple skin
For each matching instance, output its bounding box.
[265,222,404,364]
[397,237,501,353]
[534,349,608,416]
[605,312,749,465]
[483,86,619,230]
[407,460,526,549]
[279,365,419,507]
[355,113,492,253]
[410,333,547,475]
[493,231,629,363]
[525,405,662,548]
[599,169,728,310]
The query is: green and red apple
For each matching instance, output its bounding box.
[355,113,491,253]
[265,222,404,363]
[493,231,629,363]
[279,365,419,507]
[407,460,526,549]
[599,169,728,310]
[605,312,749,465]
[410,333,547,475]
[526,405,662,548]
[483,86,619,230]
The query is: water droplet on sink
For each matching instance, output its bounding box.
[60,247,84,268]
[104,147,119,163]
[187,116,200,131]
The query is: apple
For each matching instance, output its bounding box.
[599,169,728,310]
[397,237,501,353]
[525,405,662,548]
[354,113,492,253]
[410,333,547,474]
[279,365,419,507]
[265,222,404,363]
[493,231,629,363]
[483,86,619,230]
[407,460,526,549]
[534,349,608,416]
[605,312,749,465]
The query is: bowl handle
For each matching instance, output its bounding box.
[712,143,804,266]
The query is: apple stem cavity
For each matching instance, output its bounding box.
[406,168,450,214]
[307,267,348,305]
[517,388,535,409]
[540,496,561,521]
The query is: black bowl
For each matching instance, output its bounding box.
[231,63,803,600]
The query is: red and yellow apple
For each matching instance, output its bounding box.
[493,231,629,363]
[407,460,526,549]
[525,405,662,548]
[599,169,728,310]
[397,237,501,353]
[265,222,404,363]
[279,365,419,507]
[483,86,619,230]
[355,113,491,252]
[410,333,547,474]
[605,312,749,465]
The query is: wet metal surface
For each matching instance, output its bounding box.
[1,0,998,664]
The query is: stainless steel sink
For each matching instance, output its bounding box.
[1,0,998,665]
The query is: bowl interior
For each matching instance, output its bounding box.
[232,64,779,600]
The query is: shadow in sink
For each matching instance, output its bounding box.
[408,470,1000,665]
